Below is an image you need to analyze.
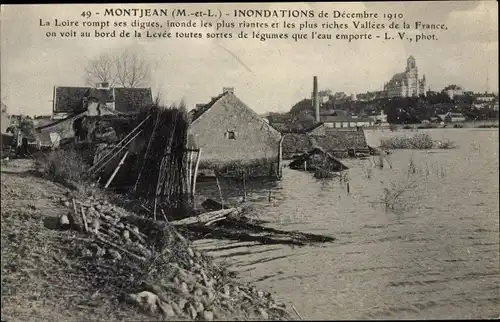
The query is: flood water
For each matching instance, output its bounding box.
[194,128,499,320]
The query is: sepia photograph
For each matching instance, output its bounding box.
[1,2,498,321]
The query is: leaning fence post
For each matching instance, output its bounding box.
[104,150,129,188]
[191,149,201,197]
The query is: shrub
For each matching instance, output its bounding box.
[379,133,458,150]
[380,133,434,150]
[453,123,464,128]
[35,148,89,187]
[476,124,499,128]
[435,139,457,149]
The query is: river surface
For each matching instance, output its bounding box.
[194,128,499,320]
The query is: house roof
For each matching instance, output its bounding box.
[269,122,289,132]
[310,130,368,151]
[53,86,153,114]
[113,88,153,113]
[54,87,93,114]
[35,111,88,131]
[288,146,348,171]
[320,109,348,117]
[389,72,406,84]
[321,115,372,123]
[282,133,314,155]
[305,122,324,133]
[189,92,227,122]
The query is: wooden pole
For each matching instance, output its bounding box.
[191,149,201,197]
[133,111,160,192]
[89,115,150,172]
[215,172,224,209]
[153,155,166,221]
[90,129,143,175]
[278,136,284,178]
[187,150,193,195]
[104,150,129,188]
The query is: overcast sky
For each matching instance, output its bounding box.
[1,2,498,116]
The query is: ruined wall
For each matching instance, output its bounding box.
[35,113,86,145]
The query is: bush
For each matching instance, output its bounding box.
[453,123,464,128]
[35,148,89,186]
[380,133,434,150]
[379,133,457,150]
[476,124,499,128]
[435,139,457,149]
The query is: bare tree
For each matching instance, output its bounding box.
[84,50,151,88]
[84,53,115,87]
[114,51,151,88]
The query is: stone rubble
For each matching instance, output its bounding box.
[59,194,293,321]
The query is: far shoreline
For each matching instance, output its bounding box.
[364,120,499,131]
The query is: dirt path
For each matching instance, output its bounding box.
[1,159,149,322]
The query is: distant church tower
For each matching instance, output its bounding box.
[383,55,427,98]
[405,56,418,96]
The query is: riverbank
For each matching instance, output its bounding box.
[1,159,295,321]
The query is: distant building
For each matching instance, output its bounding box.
[356,91,379,102]
[320,115,375,129]
[438,112,466,123]
[332,92,347,101]
[443,85,463,99]
[1,102,10,134]
[475,92,496,102]
[383,55,426,98]
[35,83,153,147]
[370,110,388,124]
[52,83,153,120]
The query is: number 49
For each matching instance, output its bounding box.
[81,11,92,18]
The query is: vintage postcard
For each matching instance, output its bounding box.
[1,2,498,321]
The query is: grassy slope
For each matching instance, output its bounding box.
[0,161,151,321]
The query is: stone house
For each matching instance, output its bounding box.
[188,87,283,177]
[36,84,153,147]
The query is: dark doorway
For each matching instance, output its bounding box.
[73,118,86,141]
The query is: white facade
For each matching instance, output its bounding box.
[383,56,426,98]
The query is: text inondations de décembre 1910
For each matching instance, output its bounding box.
[37,7,450,43]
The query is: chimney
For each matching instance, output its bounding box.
[313,76,320,123]
[223,87,234,94]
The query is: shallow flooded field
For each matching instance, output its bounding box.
[195,128,499,320]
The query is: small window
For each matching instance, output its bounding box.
[225,131,236,140]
